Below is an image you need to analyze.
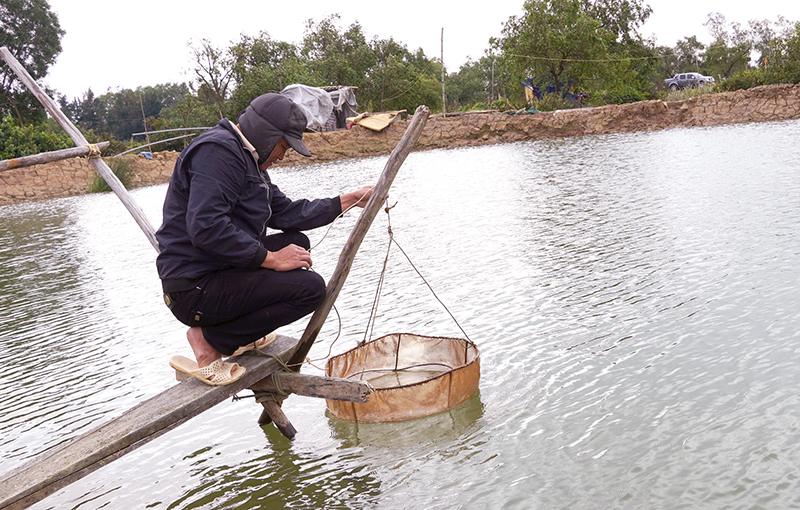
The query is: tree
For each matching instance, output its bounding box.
[0,0,64,124]
[581,0,652,45]
[301,15,375,88]
[446,58,492,110]
[189,38,238,119]
[362,38,441,112]
[495,0,615,97]
[228,31,312,115]
[702,13,752,79]
[767,21,800,83]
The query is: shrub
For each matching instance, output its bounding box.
[87,157,136,193]
[663,83,720,102]
[0,116,72,159]
[534,94,582,112]
[717,69,769,92]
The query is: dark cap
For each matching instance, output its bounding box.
[238,93,312,165]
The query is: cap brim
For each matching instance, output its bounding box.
[286,135,311,157]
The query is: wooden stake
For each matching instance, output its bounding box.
[287,105,430,370]
[0,142,109,172]
[0,46,159,252]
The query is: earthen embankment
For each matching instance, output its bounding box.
[2,83,799,206]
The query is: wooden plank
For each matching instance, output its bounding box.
[250,372,373,403]
[288,105,430,369]
[0,142,109,172]
[346,110,407,132]
[0,334,299,510]
[0,47,159,252]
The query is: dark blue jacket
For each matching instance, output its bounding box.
[155,119,341,285]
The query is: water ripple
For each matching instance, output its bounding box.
[1,120,800,509]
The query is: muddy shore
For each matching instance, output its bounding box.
[2,83,799,207]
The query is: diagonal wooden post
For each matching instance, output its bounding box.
[0,46,159,251]
[288,105,430,369]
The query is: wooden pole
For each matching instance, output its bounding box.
[0,142,109,172]
[441,28,446,117]
[287,105,430,369]
[0,46,159,252]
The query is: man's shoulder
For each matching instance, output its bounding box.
[189,120,241,150]
[178,120,247,165]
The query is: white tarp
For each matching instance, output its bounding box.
[280,84,334,131]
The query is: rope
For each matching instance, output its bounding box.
[299,191,472,371]
[270,370,287,397]
[84,143,102,159]
[309,188,371,253]
[363,200,473,344]
[506,52,670,63]
[362,201,396,345]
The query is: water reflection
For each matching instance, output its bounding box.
[328,392,484,449]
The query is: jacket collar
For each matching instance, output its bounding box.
[227,120,260,166]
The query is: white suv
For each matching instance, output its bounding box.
[664,72,716,90]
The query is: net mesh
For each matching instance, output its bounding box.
[326,333,480,423]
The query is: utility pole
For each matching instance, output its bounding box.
[441,28,446,117]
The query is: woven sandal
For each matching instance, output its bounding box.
[230,331,277,357]
[169,355,246,386]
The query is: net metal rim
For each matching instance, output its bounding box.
[326,332,479,391]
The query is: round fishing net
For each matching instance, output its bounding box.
[326,333,480,423]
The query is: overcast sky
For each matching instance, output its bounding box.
[42,0,800,99]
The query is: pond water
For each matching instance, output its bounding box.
[1,119,799,509]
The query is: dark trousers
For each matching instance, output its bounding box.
[165,232,325,355]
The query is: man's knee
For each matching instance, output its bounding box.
[264,231,310,251]
[295,270,326,312]
[290,232,311,250]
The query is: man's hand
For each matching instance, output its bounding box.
[340,186,380,211]
[261,244,312,271]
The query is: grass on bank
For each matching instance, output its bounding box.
[87,157,135,193]
[662,84,721,102]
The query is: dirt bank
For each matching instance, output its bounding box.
[2,83,799,207]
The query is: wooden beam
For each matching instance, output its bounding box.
[0,334,300,510]
[0,46,159,252]
[250,372,373,403]
[288,105,430,369]
[258,400,296,439]
[0,142,110,172]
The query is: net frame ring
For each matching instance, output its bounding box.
[325,333,480,423]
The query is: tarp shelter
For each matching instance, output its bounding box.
[326,86,358,130]
[280,84,359,132]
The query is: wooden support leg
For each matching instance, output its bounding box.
[257,398,296,440]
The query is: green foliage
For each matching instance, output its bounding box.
[60,83,192,141]
[493,0,657,107]
[0,0,64,124]
[532,94,579,111]
[361,44,441,112]
[497,0,613,96]
[701,13,752,79]
[766,21,800,84]
[87,157,135,193]
[446,58,492,111]
[301,15,376,89]
[581,0,652,44]
[187,38,237,120]
[0,115,71,159]
[717,69,769,91]
[658,37,705,78]
[228,32,312,116]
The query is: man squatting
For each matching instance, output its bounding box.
[156,93,374,385]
